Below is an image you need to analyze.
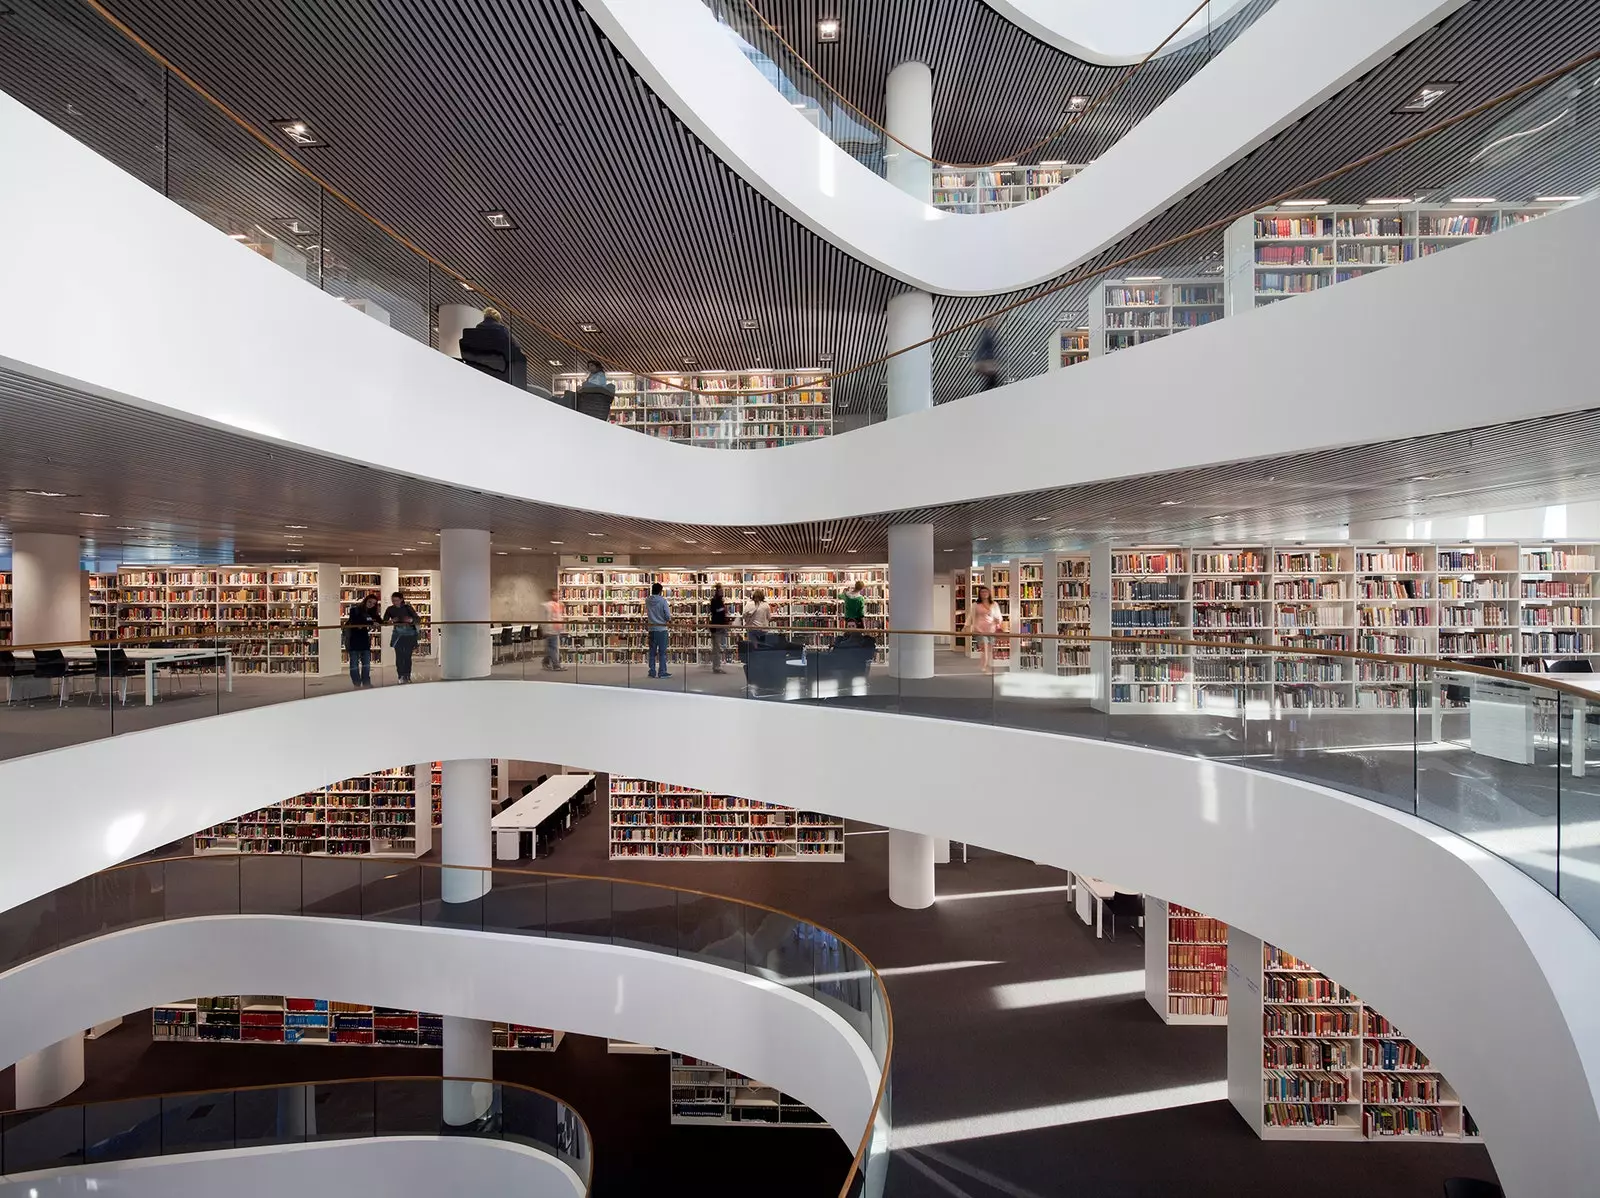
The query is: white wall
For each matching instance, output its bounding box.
[577,0,1464,293]
[10,534,87,644]
[0,681,1595,1196]
[0,915,880,1150]
[979,0,1250,63]
[491,555,559,623]
[2,85,1594,530]
[0,1136,584,1198]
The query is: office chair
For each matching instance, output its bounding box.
[1546,658,1594,674]
[0,650,32,706]
[93,647,146,706]
[1104,891,1145,941]
[31,649,95,706]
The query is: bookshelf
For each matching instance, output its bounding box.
[931,164,1084,213]
[952,567,970,652]
[557,564,889,666]
[964,564,1013,665]
[340,569,384,667]
[1017,560,1046,670]
[1053,555,1092,674]
[1224,202,1556,315]
[192,766,431,858]
[609,776,844,861]
[1228,928,1478,1142]
[429,759,500,827]
[1090,278,1223,356]
[151,997,558,1050]
[398,570,438,659]
[1143,898,1228,1024]
[115,563,340,676]
[0,571,10,644]
[89,573,118,641]
[1050,326,1091,370]
[556,371,831,448]
[670,1054,828,1126]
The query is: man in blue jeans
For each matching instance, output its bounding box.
[647,581,672,678]
[345,591,383,687]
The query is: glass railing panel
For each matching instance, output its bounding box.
[482,871,548,936]
[610,880,680,954]
[307,1080,378,1141]
[233,1084,311,1148]
[676,891,747,971]
[299,855,364,919]
[84,1096,161,1162]
[372,1078,445,1136]
[1561,696,1600,929]
[545,876,613,942]
[744,907,816,998]
[1,1104,85,1174]
[239,854,302,915]
[162,854,242,920]
[361,858,422,924]
[160,1090,237,1155]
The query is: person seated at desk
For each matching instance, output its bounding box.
[573,359,616,421]
[458,307,527,387]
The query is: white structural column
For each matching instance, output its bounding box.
[11,533,86,644]
[442,1015,495,1126]
[15,1033,84,1108]
[884,61,939,910]
[439,529,493,904]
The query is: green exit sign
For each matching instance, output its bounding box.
[597,555,615,564]
[577,554,589,562]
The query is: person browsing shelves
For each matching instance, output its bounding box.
[382,590,420,684]
[345,591,384,687]
[838,580,866,629]
[708,582,732,674]
[647,581,672,679]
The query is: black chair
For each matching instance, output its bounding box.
[519,625,534,661]
[94,647,145,706]
[574,385,615,422]
[1443,1180,1503,1198]
[1546,658,1595,674]
[1104,891,1144,941]
[741,633,808,697]
[0,650,32,705]
[458,325,510,382]
[31,649,95,706]
[495,627,515,663]
[812,633,876,692]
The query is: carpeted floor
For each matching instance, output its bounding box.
[2,810,1500,1197]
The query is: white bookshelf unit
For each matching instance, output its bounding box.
[152,997,558,1050]
[931,164,1084,214]
[1051,326,1090,370]
[0,571,9,643]
[398,569,439,659]
[556,371,831,448]
[609,776,844,861]
[1089,278,1223,356]
[1228,928,1479,1142]
[1144,898,1228,1024]
[670,1054,829,1126]
[1224,202,1556,316]
[557,564,888,666]
[88,573,117,640]
[192,766,432,858]
[1054,555,1092,674]
[429,759,500,827]
[115,563,341,676]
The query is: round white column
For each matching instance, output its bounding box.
[441,758,492,904]
[888,523,934,679]
[12,533,87,644]
[885,61,933,204]
[436,304,483,361]
[439,528,491,681]
[888,830,936,909]
[933,838,951,864]
[886,290,933,421]
[442,1015,495,1126]
[14,1033,84,1108]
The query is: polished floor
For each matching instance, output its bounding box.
[1,815,1499,1197]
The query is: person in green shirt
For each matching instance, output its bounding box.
[840,580,866,629]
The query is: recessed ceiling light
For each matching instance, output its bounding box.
[1125,275,1162,282]
[281,218,315,235]
[548,359,562,367]
[1450,196,1496,204]
[739,319,759,330]
[579,323,599,333]
[286,524,307,529]
[1365,197,1415,205]
[682,539,698,544]
[272,118,327,148]
[1031,516,1049,521]
[819,535,834,542]
[1282,199,1329,207]
[683,357,696,366]
[460,281,475,291]
[710,550,724,555]
[550,540,564,545]
[1210,514,1228,520]
[78,511,109,517]
[943,548,954,552]
[1396,82,1455,113]
[588,532,606,537]
[495,551,508,556]
[639,545,653,550]
[482,210,517,230]
[1536,195,1581,203]
[228,232,249,241]
[392,552,405,556]
[1159,499,1184,506]
[975,536,988,541]
[23,490,66,497]
[1066,95,1089,112]
[818,354,833,363]
[518,546,533,551]
[116,525,139,531]
[846,549,859,553]
[743,530,759,535]
[817,17,840,41]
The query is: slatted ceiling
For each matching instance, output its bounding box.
[7,364,1600,564]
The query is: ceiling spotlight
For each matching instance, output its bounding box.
[1159,499,1184,506]
[286,524,307,529]
[739,319,760,330]
[482,209,517,230]
[1031,516,1049,522]
[639,545,653,550]
[682,538,699,544]
[819,535,834,542]
[271,118,327,148]
[116,525,139,531]
[743,530,759,535]
[943,548,954,553]
[228,232,249,241]
[78,511,109,518]
[683,358,696,366]
[975,536,989,542]
[587,532,606,537]
[550,540,564,545]
[817,17,840,41]
[518,546,533,551]
[495,551,508,556]
[1066,95,1089,112]
[391,552,405,556]
[548,359,563,367]
[1396,82,1456,113]
[579,323,599,333]
[281,218,315,235]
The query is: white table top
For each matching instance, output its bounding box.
[18,647,230,661]
[493,773,595,829]
[1076,875,1119,901]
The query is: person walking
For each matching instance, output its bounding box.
[708,582,732,673]
[966,584,1001,674]
[345,591,384,687]
[542,587,567,671]
[647,581,672,678]
[382,590,421,683]
[839,579,867,629]
[973,318,1004,392]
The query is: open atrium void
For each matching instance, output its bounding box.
[1,1,1598,1196]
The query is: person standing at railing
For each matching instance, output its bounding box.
[542,588,568,672]
[966,585,1000,674]
[344,591,384,688]
[973,318,1004,392]
[742,588,771,635]
[647,582,673,679]
[838,580,866,629]
[382,590,421,684]
[708,582,732,674]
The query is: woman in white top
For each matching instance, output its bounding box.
[542,588,567,672]
[743,588,771,631]
[965,585,1001,674]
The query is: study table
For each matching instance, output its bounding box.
[492,772,595,860]
[13,647,234,706]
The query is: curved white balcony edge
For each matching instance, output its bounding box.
[1,1137,585,1198]
[0,914,879,1152]
[0,682,1595,1196]
[4,88,1594,528]
[978,0,1250,65]
[576,0,1464,294]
